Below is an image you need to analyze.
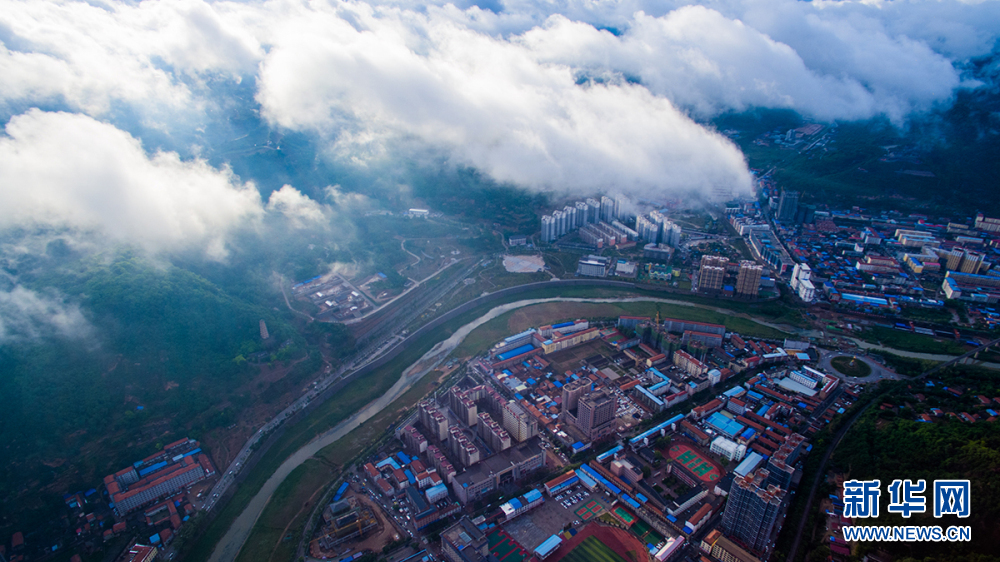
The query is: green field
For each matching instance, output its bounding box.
[187,283,795,561]
[830,356,872,378]
[454,299,790,357]
[629,519,663,547]
[560,536,628,562]
[863,326,965,355]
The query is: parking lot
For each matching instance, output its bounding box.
[502,485,613,551]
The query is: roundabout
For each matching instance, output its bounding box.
[830,355,872,378]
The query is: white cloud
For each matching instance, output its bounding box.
[0,110,265,257]
[254,1,753,199]
[266,184,327,227]
[2,0,999,206]
[0,285,91,342]
[0,0,261,118]
[519,7,958,122]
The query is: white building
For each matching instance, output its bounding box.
[791,263,816,302]
[710,436,747,462]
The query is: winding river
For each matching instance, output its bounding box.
[205,295,984,562]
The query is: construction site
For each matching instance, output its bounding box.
[310,492,399,560]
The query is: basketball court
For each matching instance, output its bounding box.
[487,527,530,562]
[573,499,604,521]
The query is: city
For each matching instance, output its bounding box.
[2,3,1000,562]
[10,176,1000,562]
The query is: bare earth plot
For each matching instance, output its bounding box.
[504,254,546,273]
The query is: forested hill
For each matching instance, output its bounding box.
[831,373,1000,561]
[0,254,310,535]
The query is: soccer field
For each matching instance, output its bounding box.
[559,536,628,562]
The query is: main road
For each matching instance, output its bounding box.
[206,291,992,562]
[208,293,791,562]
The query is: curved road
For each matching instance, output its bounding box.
[207,295,991,562]
[209,294,801,562]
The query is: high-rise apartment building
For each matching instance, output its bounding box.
[575,201,589,227]
[600,196,616,223]
[552,210,566,237]
[575,390,616,440]
[586,198,601,223]
[419,400,450,442]
[721,468,786,555]
[699,255,728,291]
[449,387,478,427]
[541,215,556,243]
[944,248,964,270]
[776,190,799,223]
[502,400,539,442]
[636,215,660,243]
[477,412,512,452]
[561,379,588,414]
[662,221,682,247]
[563,206,577,231]
[959,250,985,274]
[735,261,763,297]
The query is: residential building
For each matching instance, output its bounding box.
[735,261,763,297]
[561,379,588,413]
[477,412,512,452]
[975,213,1000,233]
[699,255,728,291]
[575,201,590,226]
[449,387,479,427]
[776,190,799,223]
[541,215,556,243]
[721,468,786,555]
[419,400,450,442]
[574,390,616,440]
[449,426,481,467]
[502,400,539,442]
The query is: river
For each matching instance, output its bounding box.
[204,295,984,562]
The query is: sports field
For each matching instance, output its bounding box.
[574,500,604,521]
[630,518,664,547]
[559,536,628,562]
[610,506,635,527]
[667,442,722,482]
[488,528,530,562]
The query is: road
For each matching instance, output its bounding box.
[206,292,985,562]
[785,336,1000,561]
[816,349,901,384]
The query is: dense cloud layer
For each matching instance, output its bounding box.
[0,110,285,257]
[254,2,753,197]
[0,0,998,231]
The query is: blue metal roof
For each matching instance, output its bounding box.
[596,445,623,463]
[497,344,536,361]
[534,535,563,557]
[577,470,597,489]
